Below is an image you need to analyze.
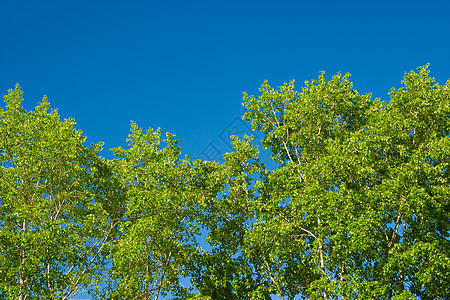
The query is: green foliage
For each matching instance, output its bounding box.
[1,65,449,299]
[97,122,204,299]
[0,85,117,299]
[192,65,450,299]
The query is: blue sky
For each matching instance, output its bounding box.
[2,0,450,165]
[1,0,450,298]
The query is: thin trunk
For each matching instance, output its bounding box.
[399,220,406,291]
[263,258,284,300]
[47,262,50,290]
[155,251,172,300]
[339,263,345,282]
[19,219,26,300]
[390,211,402,247]
[317,215,328,300]
[61,222,116,300]
[145,263,149,300]
[386,212,403,299]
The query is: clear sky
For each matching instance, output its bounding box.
[1,0,450,298]
[2,0,450,165]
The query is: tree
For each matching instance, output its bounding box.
[187,135,275,299]
[191,65,450,299]
[1,65,449,299]
[0,85,120,299]
[97,122,210,299]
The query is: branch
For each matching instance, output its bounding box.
[61,221,116,300]
[317,215,328,300]
[204,195,233,222]
[278,213,316,239]
[263,257,284,300]
[389,211,402,247]
[155,251,172,300]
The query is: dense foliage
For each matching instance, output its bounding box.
[1,65,449,299]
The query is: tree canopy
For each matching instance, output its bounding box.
[1,65,449,299]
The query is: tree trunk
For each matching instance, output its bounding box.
[317,215,328,300]
[19,219,26,300]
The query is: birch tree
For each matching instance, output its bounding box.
[0,85,118,299]
[192,65,450,299]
